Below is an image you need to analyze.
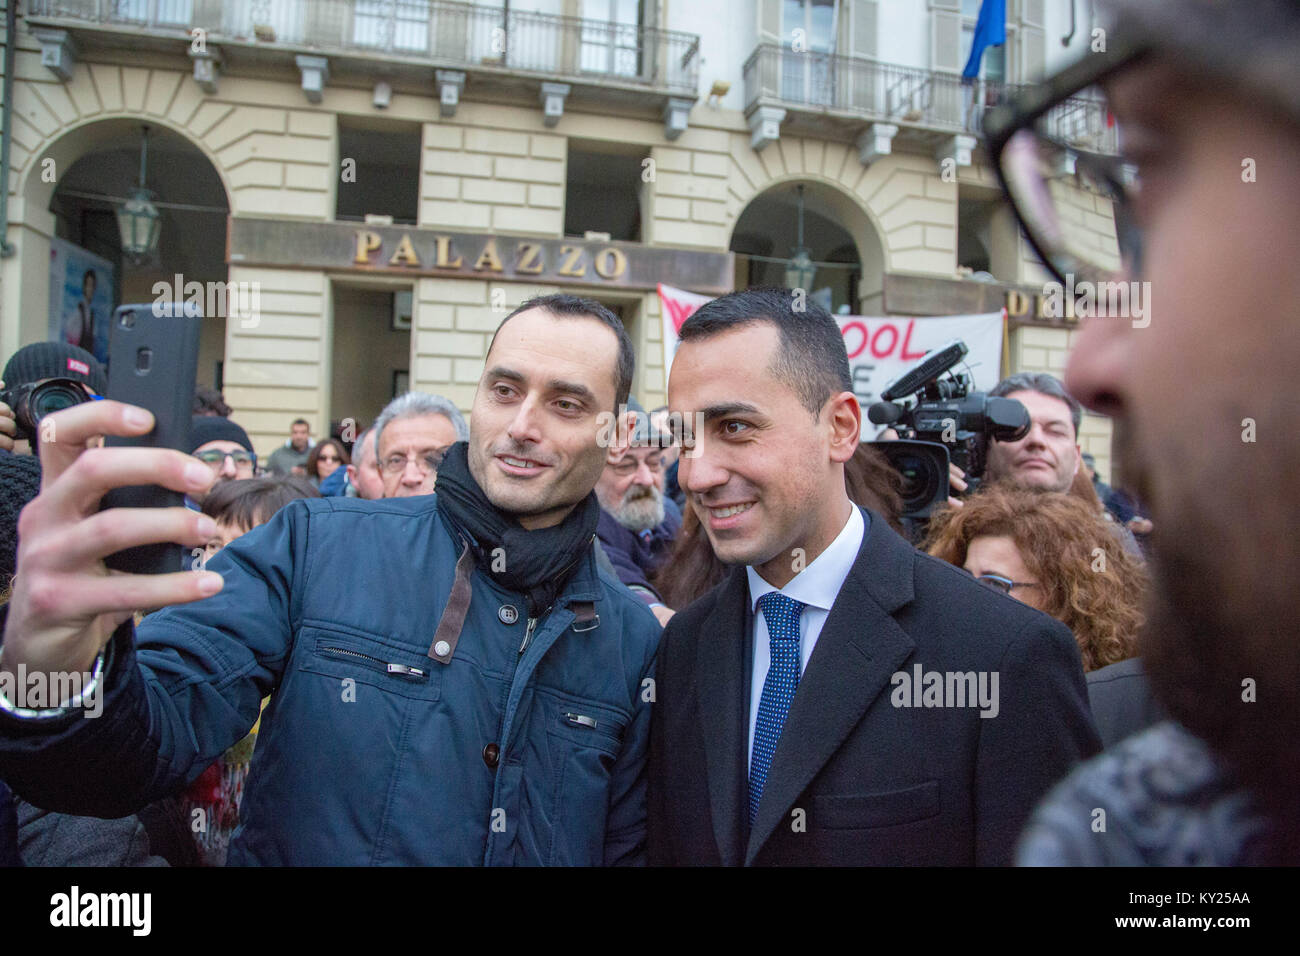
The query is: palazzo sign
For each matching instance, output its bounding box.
[227,218,734,295]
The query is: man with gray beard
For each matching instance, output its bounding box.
[594,403,680,626]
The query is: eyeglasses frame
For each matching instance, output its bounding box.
[982,38,1152,288]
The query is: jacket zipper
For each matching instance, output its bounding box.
[321,646,425,680]
[512,539,591,658]
[518,617,538,655]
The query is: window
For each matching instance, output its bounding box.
[565,144,645,243]
[781,0,837,106]
[114,0,192,27]
[353,0,432,54]
[581,0,643,79]
[958,188,1018,283]
[335,119,421,225]
[222,0,306,44]
[960,0,1008,84]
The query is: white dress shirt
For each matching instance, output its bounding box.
[746,505,865,773]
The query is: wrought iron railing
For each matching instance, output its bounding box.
[27,0,701,94]
[743,44,1117,154]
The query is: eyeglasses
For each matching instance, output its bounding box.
[983,38,1152,287]
[318,454,340,464]
[976,574,1041,596]
[610,455,664,476]
[382,448,448,475]
[195,449,256,471]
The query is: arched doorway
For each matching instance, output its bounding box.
[729,179,885,315]
[44,120,231,390]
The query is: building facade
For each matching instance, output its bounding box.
[1,0,1123,477]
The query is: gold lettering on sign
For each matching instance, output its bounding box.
[434,236,463,269]
[593,247,628,280]
[515,242,544,275]
[557,245,586,278]
[473,238,504,273]
[354,230,382,265]
[388,234,420,267]
[1006,290,1031,318]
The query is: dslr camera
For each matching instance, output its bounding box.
[867,341,1029,530]
[0,378,93,444]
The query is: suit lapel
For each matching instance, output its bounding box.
[694,567,750,866]
[745,511,919,865]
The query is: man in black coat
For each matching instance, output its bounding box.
[647,288,1100,866]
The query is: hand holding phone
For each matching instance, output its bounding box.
[100,303,202,574]
[1,399,223,678]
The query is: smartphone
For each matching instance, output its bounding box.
[101,301,202,574]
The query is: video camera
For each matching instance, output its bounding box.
[866,341,1029,528]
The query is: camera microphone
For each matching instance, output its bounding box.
[868,402,904,425]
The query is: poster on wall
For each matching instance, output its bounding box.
[49,238,115,367]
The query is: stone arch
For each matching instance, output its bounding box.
[728,135,889,310]
[726,168,887,313]
[4,106,234,363]
[20,113,233,236]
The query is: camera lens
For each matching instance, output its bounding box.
[29,380,89,420]
[894,451,943,513]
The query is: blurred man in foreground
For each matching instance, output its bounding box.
[993,0,1300,864]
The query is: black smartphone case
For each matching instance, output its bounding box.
[101,305,202,574]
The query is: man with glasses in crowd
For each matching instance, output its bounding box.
[982,0,1300,864]
[594,400,681,626]
[371,391,468,498]
[188,416,256,505]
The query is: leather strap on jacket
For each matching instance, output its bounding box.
[428,539,475,664]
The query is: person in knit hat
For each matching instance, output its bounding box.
[188,415,256,505]
[0,342,106,453]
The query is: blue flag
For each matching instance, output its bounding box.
[962,0,1006,81]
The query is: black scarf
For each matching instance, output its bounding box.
[434,441,599,617]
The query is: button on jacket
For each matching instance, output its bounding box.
[0,494,662,865]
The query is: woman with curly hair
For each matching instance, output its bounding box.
[923,486,1148,672]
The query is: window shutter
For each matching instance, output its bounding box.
[759,0,781,42]
[931,8,963,73]
[842,0,879,110]
[1020,25,1045,82]
[848,0,878,58]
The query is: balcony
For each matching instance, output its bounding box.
[26,1,701,106]
[743,44,1117,156]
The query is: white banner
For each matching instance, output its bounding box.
[837,311,1005,411]
[657,283,712,379]
[657,285,1004,421]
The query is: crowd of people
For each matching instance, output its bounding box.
[0,0,1297,868]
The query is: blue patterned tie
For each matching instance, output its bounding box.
[749,592,805,826]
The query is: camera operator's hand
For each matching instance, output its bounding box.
[1127,515,1153,535]
[947,463,968,509]
[0,379,16,453]
[0,400,225,682]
